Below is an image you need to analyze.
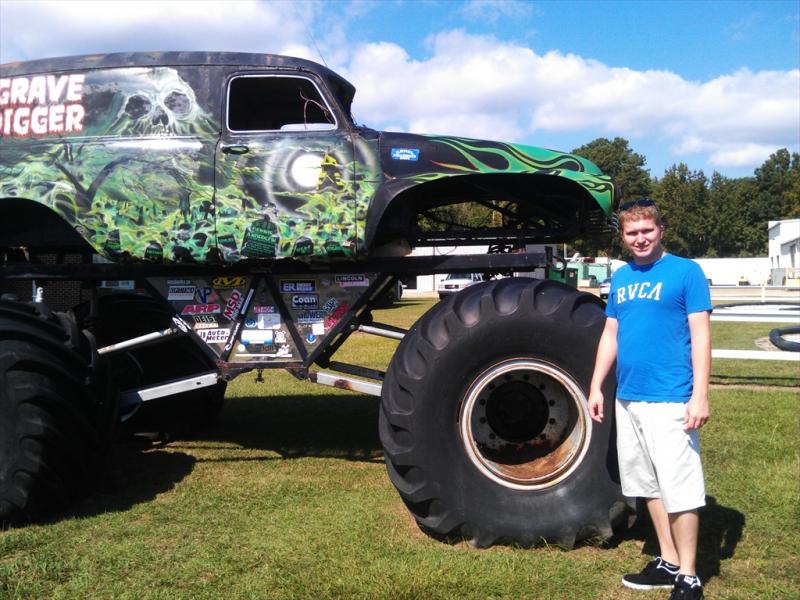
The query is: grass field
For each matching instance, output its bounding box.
[1,298,798,599]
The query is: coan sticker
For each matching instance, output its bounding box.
[223,289,243,320]
[213,276,246,289]
[196,328,230,343]
[280,280,315,293]
[168,285,195,300]
[291,294,318,309]
[335,274,369,287]
[181,303,221,315]
[390,147,420,161]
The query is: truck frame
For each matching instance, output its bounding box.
[1,52,628,547]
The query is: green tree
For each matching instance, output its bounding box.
[571,137,652,256]
[652,164,710,257]
[754,149,800,220]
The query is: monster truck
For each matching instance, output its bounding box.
[0,52,628,547]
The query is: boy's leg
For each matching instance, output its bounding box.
[669,509,699,576]
[646,498,680,566]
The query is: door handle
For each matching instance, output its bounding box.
[221,144,249,155]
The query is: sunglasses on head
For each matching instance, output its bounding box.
[618,198,656,211]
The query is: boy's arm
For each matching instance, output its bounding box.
[686,310,711,429]
[588,317,618,423]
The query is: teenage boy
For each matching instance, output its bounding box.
[588,199,712,600]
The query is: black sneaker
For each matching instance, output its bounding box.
[622,557,680,590]
[669,575,704,599]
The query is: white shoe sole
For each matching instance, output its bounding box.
[621,577,674,590]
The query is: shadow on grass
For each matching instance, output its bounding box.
[203,393,383,463]
[711,374,799,387]
[610,496,745,585]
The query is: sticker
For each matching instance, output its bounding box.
[390,147,420,161]
[306,333,317,344]
[224,322,242,351]
[274,330,287,344]
[213,276,246,289]
[167,279,192,285]
[298,310,326,323]
[195,286,219,304]
[291,294,319,309]
[171,316,189,333]
[193,314,218,329]
[253,305,277,314]
[240,288,255,315]
[322,298,338,314]
[168,285,195,300]
[325,302,349,328]
[311,322,326,336]
[335,274,369,287]
[181,303,221,315]
[280,279,315,293]
[223,289,243,320]
[0,74,86,138]
[257,313,281,329]
[197,328,230,343]
[242,329,274,344]
[244,317,258,328]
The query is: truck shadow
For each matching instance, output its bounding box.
[608,496,745,586]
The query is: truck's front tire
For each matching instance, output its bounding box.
[0,300,115,523]
[379,278,629,548]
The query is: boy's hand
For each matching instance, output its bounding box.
[587,390,604,423]
[684,395,709,430]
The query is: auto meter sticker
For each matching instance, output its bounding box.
[223,289,243,320]
[213,276,246,289]
[181,303,221,315]
[335,274,369,287]
[167,285,195,300]
[197,328,230,343]
[291,294,318,309]
[280,280,315,293]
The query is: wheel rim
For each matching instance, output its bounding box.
[459,358,592,490]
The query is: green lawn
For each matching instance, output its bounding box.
[1,298,798,599]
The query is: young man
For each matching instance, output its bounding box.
[588,199,712,600]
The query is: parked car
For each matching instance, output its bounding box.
[599,278,611,300]
[437,273,485,299]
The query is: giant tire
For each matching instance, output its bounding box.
[76,293,226,436]
[0,299,117,523]
[379,278,629,548]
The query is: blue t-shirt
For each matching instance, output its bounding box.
[606,253,712,402]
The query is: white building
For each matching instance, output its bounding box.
[768,219,800,285]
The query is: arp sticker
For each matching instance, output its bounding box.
[335,274,369,287]
[182,303,221,315]
[390,148,420,161]
[167,285,195,300]
[280,280,315,293]
[213,276,246,289]
[196,328,230,343]
[291,294,318,309]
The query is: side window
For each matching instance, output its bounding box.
[227,75,336,132]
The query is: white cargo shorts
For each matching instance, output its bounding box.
[615,399,706,513]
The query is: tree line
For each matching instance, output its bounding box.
[572,138,800,258]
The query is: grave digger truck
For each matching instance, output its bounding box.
[0,52,629,547]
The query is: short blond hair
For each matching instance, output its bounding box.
[618,201,663,228]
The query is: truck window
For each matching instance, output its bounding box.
[226,75,336,132]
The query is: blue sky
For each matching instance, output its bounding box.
[1,0,798,179]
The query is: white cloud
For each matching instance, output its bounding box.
[460,0,535,23]
[1,2,797,172]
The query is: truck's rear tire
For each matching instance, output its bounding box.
[77,293,225,436]
[379,278,629,548]
[0,300,116,523]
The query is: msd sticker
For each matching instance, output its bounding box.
[223,289,243,320]
[390,148,419,161]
